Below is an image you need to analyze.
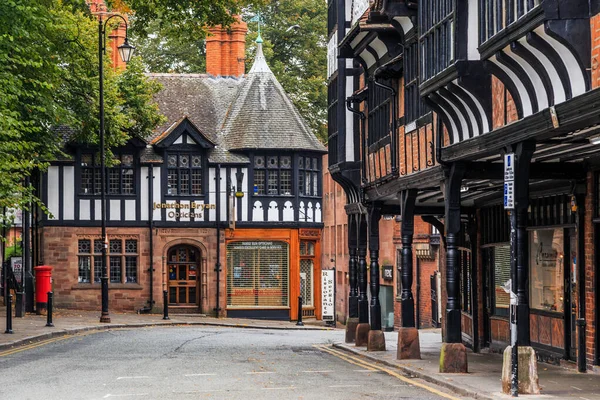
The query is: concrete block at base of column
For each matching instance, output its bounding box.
[397,327,421,359]
[501,346,540,395]
[439,343,468,373]
[355,323,370,347]
[345,317,359,343]
[367,330,386,351]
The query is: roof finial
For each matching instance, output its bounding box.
[249,12,264,44]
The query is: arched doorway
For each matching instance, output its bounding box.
[167,245,200,305]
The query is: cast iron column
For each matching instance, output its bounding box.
[368,205,382,330]
[348,214,359,318]
[401,189,417,328]
[357,213,369,324]
[445,163,465,343]
[515,142,535,345]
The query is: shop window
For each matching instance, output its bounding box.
[298,156,320,197]
[300,240,316,307]
[166,153,203,196]
[226,241,289,307]
[529,228,565,313]
[80,152,135,195]
[77,238,138,284]
[253,155,293,196]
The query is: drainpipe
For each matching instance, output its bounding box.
[138,164,155,314]
[215,164,222,317]
[415,257,420,328]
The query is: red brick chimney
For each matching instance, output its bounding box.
[87,0,128,71]
[206,16,248,77]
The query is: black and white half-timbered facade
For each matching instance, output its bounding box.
[39,26,326,321]
[329,0,600,382]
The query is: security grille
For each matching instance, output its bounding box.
[227,241,289,307]
[300,259,313,306]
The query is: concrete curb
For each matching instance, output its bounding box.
[333,343,497,400]
[0,320,335,353]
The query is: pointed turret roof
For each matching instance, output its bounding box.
[220,40,326,153]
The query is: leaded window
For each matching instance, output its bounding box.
[298,156,320,197]
[166,153,203,196]
[419,0,455,82]
[77,238,138,285]
[479,0,541,44]
[253,155,293,196]
[80,152,135,195]
[367,78,393,146]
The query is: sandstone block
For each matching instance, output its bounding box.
[439,342,468,373]
[397,327,421,360]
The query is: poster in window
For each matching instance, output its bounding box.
[529,229,564,313]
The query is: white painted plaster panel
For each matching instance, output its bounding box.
[166,200,176,222]
[346,78,355,161]
[95,199,101,221]
[283,201,294,222]
[208,168,216,221]
[110,199,121,221]
[519,37,566,104]
[505,47,548,110]
[174,136,183,144]
[179,200,190,222]
[47,166,59,220]
[125,200,136,221]
[315,203,322,223]
[79,199,90,221]
[252,201,264,222]
[467,0,480,60]
[241,168,248,222]
[268,201,279,222]
[140,167,149,221]
[152,167,162,221]
[62,166,75,220]
[491,55,533,117]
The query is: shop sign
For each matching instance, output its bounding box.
[382,265,393,281]
[11,256,23,285]
[229,241,286,250]
[321,270,335,321]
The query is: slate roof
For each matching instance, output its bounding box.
[219,43,327,153]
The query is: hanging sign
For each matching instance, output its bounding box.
[504,153,515,210]
[11,256,23,285]
[321,269,335,321]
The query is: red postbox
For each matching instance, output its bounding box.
[34,265,53,312]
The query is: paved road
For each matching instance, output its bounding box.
[0,326,455,399]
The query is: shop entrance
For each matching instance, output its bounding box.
[167,245,200,305]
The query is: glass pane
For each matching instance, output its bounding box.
[81,169,93,194]
[191,170,202,195]
[280,170,291,195]
[307,242,315,256]
[178,248,187,262]
[300,259,313,306]
[300,241,307,256]
[280,156,291,169]
[298,156,304,169]
[78,239,91,254]
[192,155,202,167]
[108,169,120,194]
[305,157,311,170]
[298,172,305,195]
[254,170,265,195]
[122,169,134,194]
[169,287,177,303]
[110,239,122,254]
[168,169,178,195]
[168,155,177,167]
[179,287,187,303]
[125,256,137,283]
[189,287,197,304]
[78,257,91,283]
[254,156,265,168]
[121,154,134,167]
[178,265,187,280]
[267,156,278,168]
[179,154,189,167]
[125,240,137,254]
[268,170,278,195]
[94,240,103,254]
[180,170,190,194]
[94,258,102,283]
[110,256,121,283]
[529,228,565,313]
[94,170,102,195]
[305,171,311,195]
[312,158,318,170]
[312,172,318,196]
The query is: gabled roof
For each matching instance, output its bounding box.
[153,117,215,149]
[219,43,327,153]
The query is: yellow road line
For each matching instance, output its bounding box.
[316,345,463,400]
[0,331,99,357]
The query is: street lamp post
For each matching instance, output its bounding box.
[98,14,135,323]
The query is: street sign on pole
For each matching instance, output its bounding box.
[504,153,515,210]
[321,270,335,322]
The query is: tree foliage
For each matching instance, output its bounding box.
[0,0,164,215]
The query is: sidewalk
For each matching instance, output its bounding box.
[335,329,600,400]
[0,307,333,352]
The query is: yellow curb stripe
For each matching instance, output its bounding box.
[314,345,377,371]
[0,331,99,357]
[317,345,463,400]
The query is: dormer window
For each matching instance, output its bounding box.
[166,152,203,196]
[253,155,292,196]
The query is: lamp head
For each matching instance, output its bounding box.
[117,38,135,64]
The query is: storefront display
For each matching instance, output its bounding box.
[529,228,564,313]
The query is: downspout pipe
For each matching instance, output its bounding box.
[372,67,398,175]
[138,164,155,314]
[215,164,222,317]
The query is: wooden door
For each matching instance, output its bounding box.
[167,246,199,305]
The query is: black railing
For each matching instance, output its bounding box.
[479,0,541,44]
[419,0,455,82]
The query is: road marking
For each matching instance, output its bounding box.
[353,369,380,372]
[184,373,217,377]
[103,394,149,398]
[315,345,463,400]
[246,371,275,374]
[302,370,333,373]
[173,390,225,394]
[329,385,361,388]
[0,331,99,357]
[116,376,150,380]
[572,386,583,391]
[262,386,296,390]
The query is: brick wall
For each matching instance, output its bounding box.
[206,16,248,77]
[585,172,597,368]
[491,75,519,130]
[591,14,600,89]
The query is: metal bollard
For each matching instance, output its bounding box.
[296,296,304,326]
[5,294,13,334]
[163,290,170,320]
[46,291,54,327]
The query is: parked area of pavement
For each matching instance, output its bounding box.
[0,308,599,399]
